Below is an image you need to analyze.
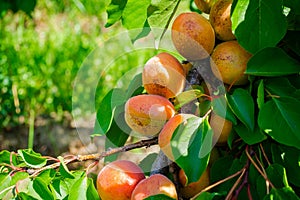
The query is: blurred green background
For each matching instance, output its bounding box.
[0,0,118,131]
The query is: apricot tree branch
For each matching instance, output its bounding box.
[28,137,158,176]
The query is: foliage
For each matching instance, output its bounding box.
[1,0,300,199]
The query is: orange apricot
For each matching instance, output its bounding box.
[142,52,185,98]
[179,168,210,199]
[125,94,175,137]
[210,40,252,85]
[209,112,232,145]
[97,160,145,200]
[131,174,178,200]
[158,114,195,161]
[209,0,235,41]
[172,12,215,61]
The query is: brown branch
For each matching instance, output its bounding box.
[191,167,246,200]
[245,146,275,188]
[259,143,271,166]
[28,137,158,176]
[225,167,246,200]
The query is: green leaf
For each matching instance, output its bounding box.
[233,0,287,53]
[227,89,255,131]
[93,88,126,135]
[281,145,300,187]
[171,117,212,183]
[144,194,176,200]
[11,171,29,185]
[104,108,130,163]
[126,73,144,99]
[17,192,38,200]
[0,150,17,165]
[246,47,300,76]
[264,187,300,200]
[174,89,203,110]
[211,95,237,125]
[58,156,75,179]
[86,178,100,200]
[194,192,218,200]
[139,153,158,176]
[33,177,54,200]
[231,0,250,32]
[234,123,267,145]
[0,174,11,198]
[69,175,88,200]
[17,149,47,168]
[266,164,289,188]
[147,0,181,43]
[264,78,298,98]
[257,79,265,109]
[105,0,128,27]
[52,179,68,199]
[258,97,300,150]
[122,0,151,40]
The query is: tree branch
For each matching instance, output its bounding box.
[28,137,158,176]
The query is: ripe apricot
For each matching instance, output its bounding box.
[143,52,185,98]
[209,0,235,41]
[158,114,195,161]
[97,160,145,200]
[172,12,215,61]
[194,0,218,14]
[125,94,175,137]
[209,112,232,145]
[179,168,210,199]
[131,174,178,200]
[210,40,252,85]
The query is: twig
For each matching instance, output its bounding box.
[245,146,275,188]
[225,167,246,200]
[28,137,158,176]
[247,184,253,200]
[191,167,246,200]
[259,143,271,166]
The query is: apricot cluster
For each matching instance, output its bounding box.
[97,0,253,199]
[97,160,177,200]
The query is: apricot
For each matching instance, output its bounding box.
[143,52,185,98]
[131,174,178,200]
[209,0,235,41]
[172,12,215,61]
[209,112,232,145]
[210,40,252,85]
[194,0,218,14]
[97,160,145,200]
[179,168,210,199]
[125,94,176,137]
[158,114,195,161]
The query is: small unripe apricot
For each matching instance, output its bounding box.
[97,160,145,200]
[125,94,176,137]
[172,12,215,61]
[179,168,210,199]
[210,112,232,145]
[210,41,252,85]
[131,174,178,200]
[210,0,235,41]
[194,0,218,14]
[143,52,185,98]
[158,114,195,161]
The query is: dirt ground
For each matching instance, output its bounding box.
[0,115,159,172]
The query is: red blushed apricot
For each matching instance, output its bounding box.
[131,174,178,200]
[143,52,185,99]
[179,168,210,199]
[172,12,215,61]
[97,160,145,200]
[210,0,235,41]
[158,114,195,161]
[210,41,252,85]
[125,94,176,137]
